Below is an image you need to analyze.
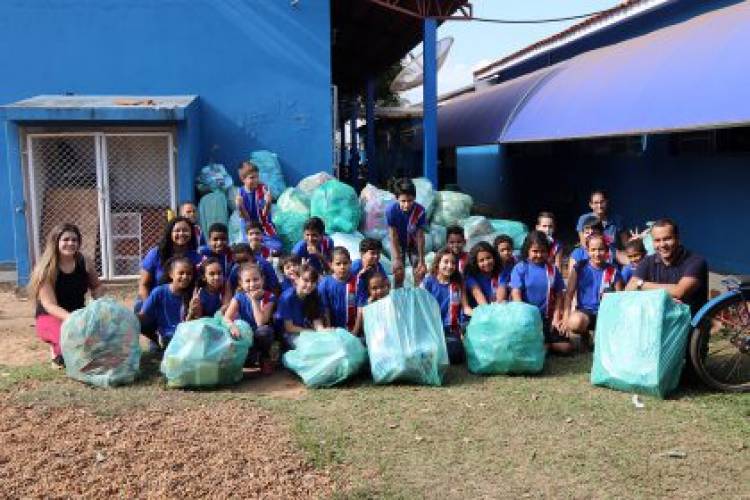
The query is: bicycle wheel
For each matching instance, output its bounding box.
[689,293,750,392]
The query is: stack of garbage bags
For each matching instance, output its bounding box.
[310,179,361,234]
[591,290,692,398]
[250,150,287,200]
[359,183,394,240]
[464,302,545,375]
[363,288,449,386]
[161,315,253,388]
[283,329,367,388]
[60,297,141,387]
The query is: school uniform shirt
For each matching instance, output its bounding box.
[277,287,313,330]
[621,265,636,285]
[292,235,334,273]
[510,260,565,319]
[197,246,233,279]
[576,212,624,243]
[227,257,279,293]
[350,259,387,306]
[141,247,202,286]
[385,201,427,251]
[234,290,276,329]
[465,272,505,308]
[456,251,469,274]
[199,288,223,318]
[239,184,277,236]
[318,274,358,330]
[421,275,463,331]
[141,284,185,339]
[280,277,295,294]
[499,258,516,286]
[574,260,622,314]
[548,238,563,264]
[569,244,617,266]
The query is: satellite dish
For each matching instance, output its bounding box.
[390,36,454,93]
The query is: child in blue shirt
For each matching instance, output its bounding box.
[510,231,572,354]
[621,238,646,285]
[493,234,516,293]
[536,211,563,270]
[387,178,427,287]
[277,264,327,349]
[351,238,387,307]
[226,243,279,296]
[245,220,274,260]
[224,262,276,375]
[353,272,391,337]
[189,257,225,318]
[139,257,195,349]
[318,247,361,333]
[278,255,301,294]
[236,161,282,254]
[568,216,616,274]
[198,223,232,279]
[421,248,471,364]
[465,241,505,308]
[563,233,624,344]
[446,226,469,275]
[179,201,206,247]
[292,217,334,274]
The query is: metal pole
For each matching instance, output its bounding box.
[422,17,438,187]
[349,102,360,188]
[366,77,377,185]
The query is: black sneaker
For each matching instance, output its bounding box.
[51,355,65,369]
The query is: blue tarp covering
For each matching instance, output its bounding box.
[439,2,750,145]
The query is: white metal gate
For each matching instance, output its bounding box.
[26,132,176,279]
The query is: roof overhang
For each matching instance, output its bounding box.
[0,95,198,121]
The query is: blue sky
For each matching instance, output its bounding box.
[402,0,621,103]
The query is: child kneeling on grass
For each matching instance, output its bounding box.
[318,247,361,333]
[510,231,572,355]
[277,264,329,349]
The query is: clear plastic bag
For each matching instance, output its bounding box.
[283,328,367,388]
[196,163,233,194]
[359,183,395,240]
[432,191,473,227]
[310,179,362,234]
[250,150,287,200]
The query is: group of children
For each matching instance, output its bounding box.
[138,165,649,374]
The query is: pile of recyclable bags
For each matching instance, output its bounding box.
[199,190,229,231]
[359,183,395,240]
[489,219,529,250]
[277,187,310,215]
[461,216,493,239]
[412,177,436,220]
[283,329,367,388]
[464,303,545,375]
[363,288,449,386]
[60,297,141,388]
[332,232,364,261]
[161,315,253,388]
[425,224,447,253]
[196,163,233,194]
[591,290,692,398]
[250,150,287,200]
[275,211,309,253]
[432,190,473,226]
[297,171,334,203]
[310,179,362,234]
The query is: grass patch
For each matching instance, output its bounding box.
[0,362,63,391]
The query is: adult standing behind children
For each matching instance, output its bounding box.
[28,223,103,368]
[576,189,626,248]
[387,178,428,286]
[625,218,707,316]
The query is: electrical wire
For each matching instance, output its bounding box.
[462,8,616,24]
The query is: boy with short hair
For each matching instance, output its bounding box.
[292,216,334,274]
[621,238,646,284]
[236,160,282,254]
[245,220,273,260]
[317,247,361,332]
[445,225,469,274]
[386,178,427,286]
[198,222,232,279]
[278,255,302,293]
[179,201,205,246]
[351,237,387,306]
[536,211,563,271]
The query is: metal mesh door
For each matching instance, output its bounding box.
[27,135,104,275]
[104,134,175,278]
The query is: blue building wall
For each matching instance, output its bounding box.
[456,145,514,216]
[0,0,333,265]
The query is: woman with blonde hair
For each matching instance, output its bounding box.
[28,223,102,367]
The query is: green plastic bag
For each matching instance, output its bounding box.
[277,187,310,215]
[363,288,449,386]
[310,179,362,234]
[196,163,233,194]
[461,216,493,239]
[412,177,436,220]
[275,210,309,253]
[228,210,244,245]
[297,171,334,203]
[250,150,287,200]
[160,315,253,388]
[432,191,473,226]
[464,303,545,375]
[282,329,367,388]
[591,290,691,398]
[60,297,141,387]
[199,190,229,236]
[489,219,528,250]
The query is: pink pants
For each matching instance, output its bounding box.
[36,315,63,357]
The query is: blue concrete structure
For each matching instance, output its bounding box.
[0,0,333,281]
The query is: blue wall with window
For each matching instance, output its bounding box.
[0,0,332,267]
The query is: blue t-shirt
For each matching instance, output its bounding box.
[621,264,636,284]
[576,212,624,243]
[465,272,504,307]
[227,257,279,293]
[198,288,223,318]
[141,247,201,287]
[385,201,427,250]
[280,276,295,294]
[197,246,233,279]
[574,260,622,314]
[317,275,353,329]
[350,259,387,306]
[277,287,313,331]
[499,259,516,286]
[234,291,276,329]
[292,235,334,273]
[421,275,462,328]
[569,245,617,266]
[510,260,565,319]
[141,284,185,339]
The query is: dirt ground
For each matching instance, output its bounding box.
[0,290,48,367]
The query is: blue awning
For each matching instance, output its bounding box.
[438,2,750,146]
